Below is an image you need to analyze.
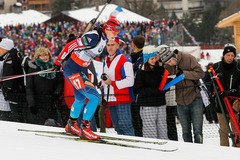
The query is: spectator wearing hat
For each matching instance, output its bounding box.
[160,46,205,143]
[155,45,178,141]
[205,43,240,147]
[134,45,169,139]
[101,37,135,136]
[0,38,27,123]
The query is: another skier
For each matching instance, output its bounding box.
[54,18,121,140]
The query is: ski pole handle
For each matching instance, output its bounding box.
[84,18,97,34]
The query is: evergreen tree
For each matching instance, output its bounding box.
[199,1,222,45]
[170,11,178,20]
[52,0,75,16]
[181,13,200,45]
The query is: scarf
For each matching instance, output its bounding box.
[35,59,56,79]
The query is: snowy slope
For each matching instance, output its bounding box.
[0,121,238,160]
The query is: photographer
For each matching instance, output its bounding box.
[101,37,135,136]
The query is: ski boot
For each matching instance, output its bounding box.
[65,119,82,137]
[80,120,101,140]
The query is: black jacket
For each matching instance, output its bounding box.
[206,59,240,113]
[134,64,168,106]
[26,60,64,108]
[0,48,26,102]
[130,50,143,75]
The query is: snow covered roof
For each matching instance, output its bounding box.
[62,4,151,23]
[0,10,50,27]
[217,11,240,28]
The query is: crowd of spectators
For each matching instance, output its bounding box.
[0,18,180,59]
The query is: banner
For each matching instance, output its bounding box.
[182,25,198,46]
[110,5,123,19]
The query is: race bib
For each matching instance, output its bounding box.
[68,73,85,90]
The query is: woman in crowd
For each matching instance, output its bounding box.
[134,45,168,139]
[26,47,64,126]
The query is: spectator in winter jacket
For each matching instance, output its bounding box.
[205,44,240,147]
[134,45,168,139]
[0,38,27,123]
[26,47,64,126]
[155,44,178,141]
[156,45,178,141]
[130,35,145,75]
[0,61,11,121]
[130,35,145,137]
[160,46,205,143]
[102,37,135,136]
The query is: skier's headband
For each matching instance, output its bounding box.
[105,19,121,33]
[105,24,121,33]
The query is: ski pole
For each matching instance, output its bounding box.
[208,69,236,147]
[209,66,240,139]
[209,66,240,146]
[60,0,112,65]
[84,0,112,34]
[0,68,57,82]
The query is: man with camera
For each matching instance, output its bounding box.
[101,37,135,136]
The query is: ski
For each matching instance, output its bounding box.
[18,129,167,145]
[35,133,177,152]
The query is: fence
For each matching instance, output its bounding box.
[0,92,227,144]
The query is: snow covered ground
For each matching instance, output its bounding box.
[198,49,223,70]
[0,120,238,160]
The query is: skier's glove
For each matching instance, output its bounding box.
[54,64,61,71]
[220,89,236,98]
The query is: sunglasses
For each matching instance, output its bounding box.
[105,24,121,33]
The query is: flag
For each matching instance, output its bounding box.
[41,35,51,47]
[109,5,123,19]
[50,37,55,54]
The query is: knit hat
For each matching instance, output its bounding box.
[0,38,14,51]
[143,45,158,63]
[223,43,236,57]
[159,47,176,64]
[155,44,169,53]
[105,18,121,33]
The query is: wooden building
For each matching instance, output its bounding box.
[217,11,240,51]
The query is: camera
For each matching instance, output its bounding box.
[101,73,107,81]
